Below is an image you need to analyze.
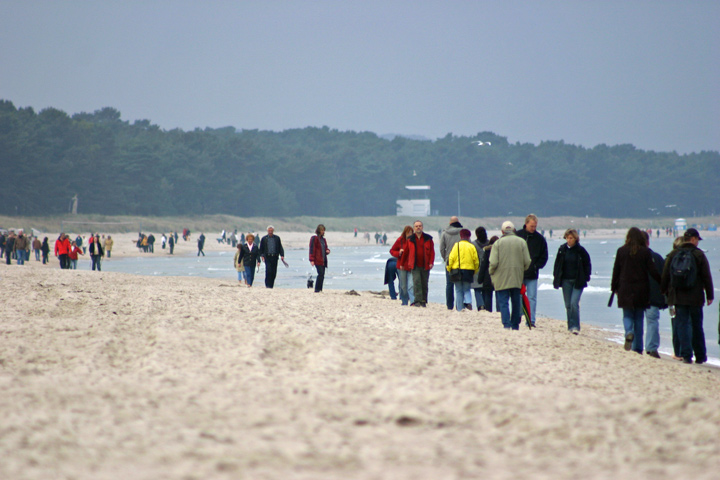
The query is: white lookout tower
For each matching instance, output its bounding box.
[396,185,431,217]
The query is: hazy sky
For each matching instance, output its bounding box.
[1,1,718,153]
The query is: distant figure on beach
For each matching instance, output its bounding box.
[32,236,42,261]
[13,230,29,265]
[477,236,499,312]
[641,231,667,358]
[148,233,155,253]
[309,224,330,293]
[354,227,358,238]
[240,233,260,286]
[197,233,205,256]
[660,228,714,364]
[68,240,84,269]
[470,227,489,310]
[55,233,71,269]
[408,220,435,307]
[517,214,549,327]
[552,229,591,334]
[489,221,531,330]
[233,243,245,285]
[41,237,50,264]
[104,235,113,258]
[168,234,175,255]
[611,227,661,354]
[440,216,464,311]
[5,231,16,265]
[89,234,104,271]
[446,229,480,312]
[161,234,167,250]
[259,226,285,289]
[390,226,415,306]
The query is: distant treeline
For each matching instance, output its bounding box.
[1,100,718,218]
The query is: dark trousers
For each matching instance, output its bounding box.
[675,305,706,363]
[91,255,102,271]
[265,255,279,288]
[59,254,69,269]
[482,289,494,312]
[412,267,429,305]
[315,265,326,292]
[445,270,454,309]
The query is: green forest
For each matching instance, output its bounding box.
[1,100,718,219]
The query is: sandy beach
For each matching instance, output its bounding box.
[2,257,720,479]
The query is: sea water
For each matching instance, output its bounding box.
[91,236,720,363]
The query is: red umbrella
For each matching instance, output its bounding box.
[521,284,533,329]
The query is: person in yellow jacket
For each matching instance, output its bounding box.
[446,229,480,311]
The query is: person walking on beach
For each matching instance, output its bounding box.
[68,240,84,269]
[104,235,113,258]
[643,231,667,358]
[611,227,661,354]
[89,234,104,271]
[5,231,16,265]
[309,224,330,293]
[197,233,205,256]
[55,233,71,269]
[240,233,261,286]
[440,216,464,310]
[13,230,29,265]
[446,229,480,312]
[168,234,175,255]
[41,237,50,264]
[408,220,435,307]
[470,227,489,310]
[389,226,416,306]
[660,228,714,364]
[233,243,245,285]
[259,226,285,289]
[552,229,591,334]
[516,214,548,327]
[489,221,531,330]
[32,236,42,261]
[477,236,499,312]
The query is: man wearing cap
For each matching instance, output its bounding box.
[259,225,285,289]
[489,221,532,329]
[660,228,714,364]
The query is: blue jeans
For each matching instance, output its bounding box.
[622,308,645,353]
[473,288,484,310]
[315,265,326,292]
[561,279,583,331]
[445,270,455,309]
[386,262,398,299]
[237,270,245,282]
[454,281,472,311]
[244,266,255,286]
[34,249,40,261]
[16,249,27,265]
[523,278,538,325]
[397,269,414,305]
[674,305,706,362]
[644,306,660,352]
[497,288,521,329]
[70,259,78,269]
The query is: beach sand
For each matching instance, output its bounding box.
[2,261,720,480]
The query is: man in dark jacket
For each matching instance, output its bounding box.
[661,228,714,364]
[439,216,463,310]
[516,214,548,327]
[259,226,285,289]
[643,231,667,358]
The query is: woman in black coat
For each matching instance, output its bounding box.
[611,227,661,353]
[553,229,591,334]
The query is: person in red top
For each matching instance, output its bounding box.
[308,224,330,293]
[407,220,435,307]
[54,233,71,269]
[390,225,415,305]
[67,240,84,269]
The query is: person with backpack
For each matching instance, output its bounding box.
[660,228,714,364]
[611,227,662,354]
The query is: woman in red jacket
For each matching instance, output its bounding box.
[389,226,414,305]
[309,224,330,292]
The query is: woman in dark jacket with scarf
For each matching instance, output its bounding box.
[611,227,661,353]
[476,236,498,312]
[553,229,591,334]
[309,224,330,292]
[240,234,261,287]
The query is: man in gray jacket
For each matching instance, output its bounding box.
[439,216,464,310]
[490,221,532,330]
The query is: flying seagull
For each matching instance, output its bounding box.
[472,141,492,146]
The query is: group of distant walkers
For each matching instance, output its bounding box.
[233,226,286,289]
[386,214,715,364]
[0,230,112,271]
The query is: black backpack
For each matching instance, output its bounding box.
[670,248,698,290]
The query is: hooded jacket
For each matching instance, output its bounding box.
[439,222,463,264]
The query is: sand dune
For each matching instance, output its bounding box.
[1,264,719,479]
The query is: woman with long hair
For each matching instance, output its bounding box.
[611,227,661,353]
[389,226,415,305]
[309,224,330,292]
[553,229,592,334]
